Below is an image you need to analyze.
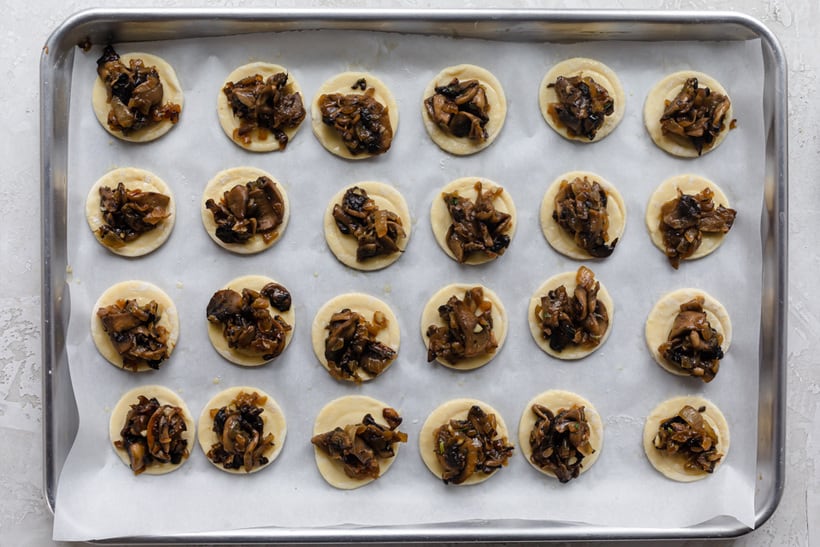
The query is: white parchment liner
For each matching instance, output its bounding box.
[54,30,765,540]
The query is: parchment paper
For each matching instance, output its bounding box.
[53,29,765,540]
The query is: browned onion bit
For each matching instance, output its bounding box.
[222,72,305,149]
[653,404,724,473]
[433,405,514,485]
[207,391,276,472]
[96,45,181,135]
[205,176,286,245]
[324,308,397,383]
[553,176,617,258]
[311,408,408,480]
[97,182,170,247]
[206,283,292,360]
[443,181,511,263]
[426,286,497,365]
[332,186,406,262]
[535,266,609,353]
[319,87,393,155]
[97,298,170,370]
[529,403,594,483]
[658,296,724,382]
[659,187,737,269]
[114,395,189,475]
[547,75,614,140]
[660,77,731,155]
[424,78,490,141]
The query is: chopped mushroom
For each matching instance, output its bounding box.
[529,403,594,483]
[659,187,737,269]
[535,266,609,353]
[206,283,292,360]
[97,182,171,247]
[205,176,286,245]
[443,181,512,263]
[97,298,170,370]
[433,405,514,484]
[660,77,732,155]
[424,78,491,141]
[96,45,181,135]
[324,308,397,382]
[318,87,393,155]
[222,72,306,149]
[207,391,276,472]
[658,296,724,382]
[548,75,614,140]
[332,186,406,261]
[426,286,497,365]
[552,176,617,257]
[311,408,408,480]
[114,395,189,475]
[653,404,723,473]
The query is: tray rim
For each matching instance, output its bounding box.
[40,7,788,542]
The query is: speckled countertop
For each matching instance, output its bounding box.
[1,0,816,545]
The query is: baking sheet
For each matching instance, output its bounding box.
[53,29,765,540]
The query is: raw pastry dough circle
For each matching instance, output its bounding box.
[200,167,290,254]
[517,389,604,479]
[643,70,733,158]
[540,170,626,260]
[85,167,175,257]
[216,62,305,152]
[430,177,517,265]
[312,395,404,489]
[91,280,179,372]
[206,274,296,367]
[539,57,625,143]
[197,386,287,474]
[419,398,512,485]
[109,385,195,475]
[645,288,732,378]
[323,181,411,271]
[310,293,400,382]
[645,174,733,261]
[420,283,507,371]
[421,64,507,155]
[311,71,399,160]
[91,51,184,142]
[643,395,730,482]
[527,270,614,360]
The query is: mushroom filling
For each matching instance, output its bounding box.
[426,287,498,365]
[114,395,189,475]
[318,87,393,155]
[424,78,490,141]
[547,75,614,140]
[206,283,292,360]
[443,181,512,263]
[205,176,286,245]
[332,186,406,261]
[653,404,723,473]
[660,77,732,155]
[553,176,617,258]
[658,296,724,382]
[207,391,276,472]
[324,308,397,382]
[529,403,594,483]
[222,72,306,149]
[97,182,171,247]
[97,298,170,370]
[311,408,408,480]
[433,405,514,485]
[659,187,737,269]
[96,45,181,135]
[535,266,609,353]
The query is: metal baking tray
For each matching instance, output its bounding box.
[40,8,787,542]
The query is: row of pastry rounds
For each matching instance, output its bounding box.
[86,167,736,268]
[93,52,732,158]
[91,276,731,379]
[111,386,730,486]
